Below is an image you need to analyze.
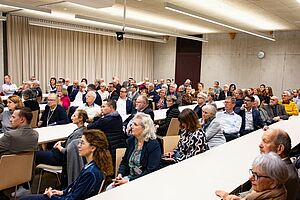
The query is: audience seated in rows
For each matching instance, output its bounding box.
[201,105,226,149]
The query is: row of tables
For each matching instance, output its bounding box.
[86,116,300,200]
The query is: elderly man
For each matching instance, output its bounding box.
[87,99,126,165]
[262,96,289,124]
[259,128,300,200]
[77,91,100,121]
[38,93,69,127]
[147,83,159,103]
[2,74,17,96]
[279,90,299,116]
[194,92,207,119]
[216,96,242,141]
[31,80,43,101]
[82,84,102,106]
[69,82,86,105]
[235,95,265,136]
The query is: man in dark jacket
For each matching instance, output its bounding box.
[262,96,289,124]
[235,95,265,136]
[87,99,126,165]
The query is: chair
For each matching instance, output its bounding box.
[36,164,62,193]
[165,118,180,136]
[31,110,39,128]
[115,148,126,176]
[162,135,180,154]
[0,152,34,199]
[98,175,106,194]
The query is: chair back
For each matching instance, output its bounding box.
[98,175,106,194]
[31,110,39,128]
[162,135,180,154]
[115,148,126,176]
[165,118,180,136]
[0,152,34,190]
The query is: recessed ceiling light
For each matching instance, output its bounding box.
[297,0,300,3]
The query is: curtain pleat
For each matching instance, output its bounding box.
[7,15,154,91]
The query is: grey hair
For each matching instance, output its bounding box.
[252,152,288,185]
[202,104,217,117]
[133,112,156,142]
[170,83,177,89]
[87,91,96,99]
[197,92,207,100]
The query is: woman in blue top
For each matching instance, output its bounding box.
[21,129,113,200]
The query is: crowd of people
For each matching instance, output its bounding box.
[0,74,300,200]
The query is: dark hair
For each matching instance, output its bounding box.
[267,86,273,96]
[83,129,113,177]
[75,109,89,124]
[274,129,292,156]
[178,108,200,132]
[229,83,237,92]
[87,84,96,91]
[18,107,33,124]
[22,89,34,99]
[245,95,255,102]
[81,78,88,84]
[105,99,117,110]
[131,83,138,89]
[50,77,57,85]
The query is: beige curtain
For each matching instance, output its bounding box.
[7,15,154,92]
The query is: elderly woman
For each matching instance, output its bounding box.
[163,108,208,163]
[38,93,69,127]
[156,95,180,136]
[193,92,207,119]
[98,82,109,101]
[0,95,24,132]
[108,112,161,189]
[201,105,226,149]
[216,152,288,200]
[156,88,167,110]
[21,129,114,200]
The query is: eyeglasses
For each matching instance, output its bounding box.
[249,169,270,181]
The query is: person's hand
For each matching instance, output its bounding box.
[51,189,63,196]
[44,187,53,197]
[240,104,245,110]
[215,190,228,199]
[163,151,174,158]
[53,141,62,148]
[273,116,280,121]
[113,174,128,186]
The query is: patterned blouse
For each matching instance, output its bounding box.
[128,143,143,179]
[173,128,209,162]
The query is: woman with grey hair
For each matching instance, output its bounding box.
[109,112,161,189]
[202,104,226,148]
[216,152,288,200]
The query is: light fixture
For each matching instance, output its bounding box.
[0,0,51,14]
[297,0,300,3]
[75,14,208,42]
[28,20,167,43]
[164,2,275,41]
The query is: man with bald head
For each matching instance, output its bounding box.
[262,96,289,124]
[259,128,300,200]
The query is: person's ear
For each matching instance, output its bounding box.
[277,144,285,156]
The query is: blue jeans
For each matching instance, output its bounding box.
[20,194,50,200]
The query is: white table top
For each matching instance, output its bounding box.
[87,116,300,200]
[4,104,47,112]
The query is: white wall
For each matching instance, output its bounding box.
[0,17,3,85]
[153,37,176,81]
[201,31,300,96]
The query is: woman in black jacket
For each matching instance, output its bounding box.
[156,95,180,136]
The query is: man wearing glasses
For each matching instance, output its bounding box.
[262,96,289,124]
[235,95,265,136]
